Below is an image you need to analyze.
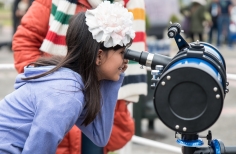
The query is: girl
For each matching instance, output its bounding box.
[0,1,134,153]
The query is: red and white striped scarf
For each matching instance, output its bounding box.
[40,0,77,55]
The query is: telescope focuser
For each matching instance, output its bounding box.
[151,65,163,89]
[189,40,204,51]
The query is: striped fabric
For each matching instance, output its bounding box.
[118,0,147,102]
[40,0,147,102]
[40,0,77,55]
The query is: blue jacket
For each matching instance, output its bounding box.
[0,66,124,154]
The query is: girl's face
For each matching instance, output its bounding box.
[96,48,128,81]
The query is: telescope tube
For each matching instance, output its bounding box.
[124,49,172,69]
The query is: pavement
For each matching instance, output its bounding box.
[0,26,236,154]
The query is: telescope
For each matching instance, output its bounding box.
[124,23,236,154]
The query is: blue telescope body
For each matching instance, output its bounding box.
[124,22,234,154]
[124,23,228,134]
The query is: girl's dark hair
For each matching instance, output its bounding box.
[23,12,131,126]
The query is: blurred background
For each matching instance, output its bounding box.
[0,0,236,153]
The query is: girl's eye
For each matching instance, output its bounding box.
[120,51,125,58]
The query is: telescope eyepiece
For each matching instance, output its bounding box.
[124,48,172,69]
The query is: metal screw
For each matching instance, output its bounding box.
[216,94,220,99]
[155,65,163,71]
[175,125,179,129]
[183,127,187,131]
[169,32,174,37]
[161,81,165,86]
[151,70,159,75]
[167,76,171,80]
[213,87,218,92]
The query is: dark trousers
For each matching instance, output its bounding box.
[189,32,203,42]
[217,15,231,47]
[81,133,103,154]
[208,18,218,44]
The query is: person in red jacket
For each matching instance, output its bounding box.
[12,0,147,153]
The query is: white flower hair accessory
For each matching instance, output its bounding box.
[85,1,135,48]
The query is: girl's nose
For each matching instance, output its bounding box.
[123,59,129,64]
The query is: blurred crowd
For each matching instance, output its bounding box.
[145,0,236,49]
[181,0,235,48]
[0,0,33,49]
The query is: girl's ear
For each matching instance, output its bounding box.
[96,49,103,66]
